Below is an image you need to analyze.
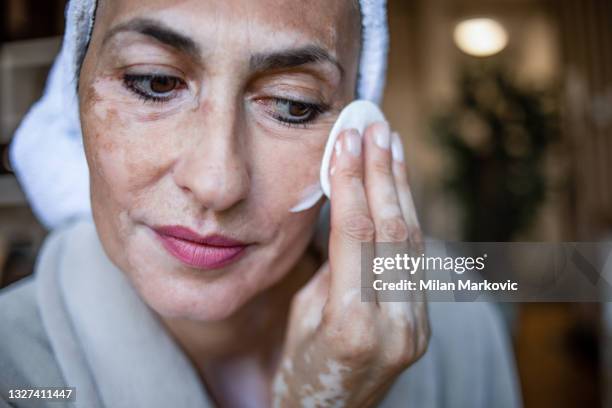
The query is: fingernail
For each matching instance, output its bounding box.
[374,122,391,150]
[334,139,342,157]
[391,132,404,162]
[345,129,361,156]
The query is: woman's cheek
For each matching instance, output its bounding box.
[255,139,322,215]
[84,115,134,205]
[82,105,177,212]
[80,78,193,203]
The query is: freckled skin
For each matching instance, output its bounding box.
[79,0,359,321]
[79,0,429,407]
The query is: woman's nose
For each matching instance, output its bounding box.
[172,120,250,212]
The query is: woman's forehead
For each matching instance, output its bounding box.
[97,0,360,53]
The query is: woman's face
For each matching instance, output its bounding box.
[78,0,361,320]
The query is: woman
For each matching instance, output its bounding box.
[1,0,521,407]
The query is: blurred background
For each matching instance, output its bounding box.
[0,0,611,406]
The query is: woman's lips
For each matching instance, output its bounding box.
[153,225,249,270]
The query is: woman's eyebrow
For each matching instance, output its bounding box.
[102,18,200,59]
[249,45,345,78]
[102,18,343,78]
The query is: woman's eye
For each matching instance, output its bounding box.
[149,76,179,93]
[267,98,326,125]
[123,74,185,102]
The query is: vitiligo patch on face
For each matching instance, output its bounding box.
[289,100,387,213]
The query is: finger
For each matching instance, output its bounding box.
[362,122,413,313]
[363,122,408,244]
[389,132,426,307]
[390,132,423,251]
[327,128,376,313]
[371,131,426,320]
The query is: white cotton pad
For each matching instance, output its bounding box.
[289,100,386,213]
[319,100,386,197]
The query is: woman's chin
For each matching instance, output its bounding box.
[158,303,246,323]
[138,278,251,322]
[119,225,290,322]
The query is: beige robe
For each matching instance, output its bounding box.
[0,220,521,407]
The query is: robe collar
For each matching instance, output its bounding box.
[36,220,213,408]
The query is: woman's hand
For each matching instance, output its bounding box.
[272,122,430,407]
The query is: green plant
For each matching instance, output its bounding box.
[432,67,559,241]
